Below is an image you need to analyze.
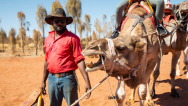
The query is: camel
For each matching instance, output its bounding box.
[150,1,188,98]
[176,24,188,78]
[82,1,160,106]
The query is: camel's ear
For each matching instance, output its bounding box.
[172,4,176,13]
[135,40,146,51]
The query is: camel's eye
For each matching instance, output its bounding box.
[116,46,125,51]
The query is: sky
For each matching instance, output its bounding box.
[0,0,185,38]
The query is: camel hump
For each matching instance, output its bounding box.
[127,1,153,14]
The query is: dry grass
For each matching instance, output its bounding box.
[0,43,44,57]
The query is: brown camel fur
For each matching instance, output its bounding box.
[82,1,160,106]
[150,0,188,98]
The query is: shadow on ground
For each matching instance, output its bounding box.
[154,78,188,106]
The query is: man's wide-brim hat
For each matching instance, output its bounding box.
[45,8,73,25]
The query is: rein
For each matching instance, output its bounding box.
[97,38,144,81]
[163,4,188,49]
[175,3,188,31]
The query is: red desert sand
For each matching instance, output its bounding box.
[0,52,188,106]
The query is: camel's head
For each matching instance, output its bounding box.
[82,36,147,75]
[174,1,188,21]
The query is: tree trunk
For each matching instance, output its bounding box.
[75,23,76,34]
[35,44,38,55]
[86,32,88,45]
[42,26,45,54]
[2,37,4,52]
[79,32,82,40]
[21,36,24,53]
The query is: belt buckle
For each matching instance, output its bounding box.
[54,74,60,78]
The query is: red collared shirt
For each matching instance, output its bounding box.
[44,29,85,73]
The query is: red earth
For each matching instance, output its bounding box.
[0,52,188,106]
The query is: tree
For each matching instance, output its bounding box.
[92,31,97,40]
[36,5,47,54]
[77,19,85,39]
[0,28,7,52]
[97,26,102,39]
[17,11,27,53]
[33,29,40,55]
[50,0,63,30]
[9,28,16,54]
[19,28,26,53]
[102,14,107,38]
[65,0,81,34]
[17,11,25,28]
[103,14,107,24]
[84,14,91,45]
[94,18,101,39]
[111,14,115,30]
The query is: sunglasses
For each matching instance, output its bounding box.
[53,19,66,24]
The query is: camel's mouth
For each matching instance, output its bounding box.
[85,54,105,72]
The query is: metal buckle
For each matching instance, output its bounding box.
[54,74,60,78]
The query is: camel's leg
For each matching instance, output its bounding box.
[170,52,181,98]
[138,83,154,106]
[176,59,181,76]
[145,83,154,106]
[115,76,125,106]
[125,88,136,106]
[138,84,146,106]
[183,47,188,78]
[150,58,160,98]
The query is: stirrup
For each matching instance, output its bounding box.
[157,24,176,39]
[157,24,170,38]
[110,30,119,39]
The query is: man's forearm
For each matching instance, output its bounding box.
[42,60,49,83]
[77,60,91,86]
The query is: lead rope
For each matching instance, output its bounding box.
[98,44,118,106]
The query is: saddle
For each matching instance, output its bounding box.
[120,1,156,32]
[163,7,175,27]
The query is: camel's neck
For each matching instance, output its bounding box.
[172,22,187,50]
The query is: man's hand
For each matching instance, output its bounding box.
[41,60,49,95]
[85,83,91,99]
[77,60,92,99]
[41,82,47,95]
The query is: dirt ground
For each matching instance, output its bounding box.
[0,52,188,106]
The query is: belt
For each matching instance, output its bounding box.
[51,71,74,78]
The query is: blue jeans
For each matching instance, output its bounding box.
[48,73,79,106]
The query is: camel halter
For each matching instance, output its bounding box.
[97,38,144,81]
[175,3,188,28]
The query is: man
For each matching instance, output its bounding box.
[41,8,91,106]
[110,0,171,39]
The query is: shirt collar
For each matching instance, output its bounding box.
[49,28,68,38]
